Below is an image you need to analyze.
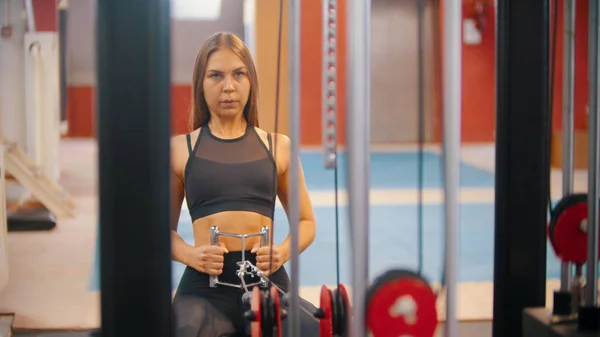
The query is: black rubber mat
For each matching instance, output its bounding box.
[7,208,56,232]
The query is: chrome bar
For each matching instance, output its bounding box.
[346,0,371,335]
[442,0,462,336]
[585,0,599,307]
[287,0,302,335]
[23,0,36,32]
[560,0,576,292]
[260,226,269,246]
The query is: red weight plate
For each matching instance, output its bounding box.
[319,285,333,337]
[251,287,262,337]
[548,193,588,257]
[271,286,282,337]
[553,203,592,264]
[338,284,351,336]
[366,276,438,337]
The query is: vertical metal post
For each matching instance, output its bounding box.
[347,0,371,335]
[58,0,69,133]
[322,0,337,169]
[560,0,577,292]
[260,226,270,247]
[287,0,302,336]
[96,1,172,336]
[585,0,599,309]
[559,0,577,314]
[23,0,35,32]
[442,0,461,336]
[493,0,550,335]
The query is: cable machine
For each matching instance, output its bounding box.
[343,0,462,336]
[94,0,463,336]
[525,0,600,335]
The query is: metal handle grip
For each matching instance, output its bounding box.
[209,226,219,287]
[260,226,270,247]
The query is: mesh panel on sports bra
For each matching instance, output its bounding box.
[184,124,277,220]
[194,126,271,164]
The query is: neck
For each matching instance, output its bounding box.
[207,115,247,139]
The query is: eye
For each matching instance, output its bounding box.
[235,71,245,77]
[209,73,221,79]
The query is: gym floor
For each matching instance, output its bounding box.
[0,138,590,334]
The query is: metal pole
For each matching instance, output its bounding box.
[96,1,172,336]
[58,0,69,134]
[23,0,35,32]
[347,0,371,335]
[442,0,461,336]
[560,0,578,314]
[322,0,337,169]
[560,0,576,293]
[287,0,302,336]
[585,0,599,308]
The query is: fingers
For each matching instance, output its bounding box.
[251,242,260,253]
[256,262,279,275]
[203,244,227,256]
[255,245,278,256]
[191,245,227,275]
[218,242,229,253]
[255,252,280,264]
[203,261,224,275]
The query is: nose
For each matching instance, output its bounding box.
[223,76,235,92]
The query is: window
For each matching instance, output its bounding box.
[171,0,222,21]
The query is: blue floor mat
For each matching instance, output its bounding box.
[300,151,495,190]
[89,203,565,291]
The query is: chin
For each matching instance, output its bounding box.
[217,109,244,119]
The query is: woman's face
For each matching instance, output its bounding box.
[203,48,251,121]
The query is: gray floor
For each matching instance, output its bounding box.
[6,322,492,337]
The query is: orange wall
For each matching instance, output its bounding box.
[435,0,496,143]
[250,0,347,146]
[298,0,347,146]
[459,1,496,142]
[253,0,290,136]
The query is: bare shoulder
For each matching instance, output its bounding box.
[254,127,291,172]
[272,132,291,148]
[170,128,200,177]
[253,127,290,152]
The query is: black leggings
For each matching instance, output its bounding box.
[172,250,320,337]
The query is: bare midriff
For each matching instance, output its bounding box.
[192,211,274,252]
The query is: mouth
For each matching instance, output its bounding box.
[221,99,237,104]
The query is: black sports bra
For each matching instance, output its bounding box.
[184,125,278,222]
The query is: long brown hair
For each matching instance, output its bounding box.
[189,32,260,131]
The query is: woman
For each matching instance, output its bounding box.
[169,32,320,336]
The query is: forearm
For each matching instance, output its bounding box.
[171,230,193,265]
[277,220,316,262]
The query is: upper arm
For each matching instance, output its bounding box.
[170,135,187,231]
[275,134,315,224]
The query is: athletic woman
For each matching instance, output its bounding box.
[170,32,320,336]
